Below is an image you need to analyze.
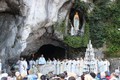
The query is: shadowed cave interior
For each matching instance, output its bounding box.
[34,44,66,60]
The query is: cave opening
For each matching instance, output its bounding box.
[34,44,66,60]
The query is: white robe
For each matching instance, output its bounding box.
[94,59,99,73]
[73,16,79,36]
[91,60,97,73]
[74,17,79,31]
[71,60,76,73]
[103,60,110,72]
[63,61,67,72]
[66,61,69,72]
[80,59,83,76]
[0,62,2,72]
[46,60,52,65]
[56,61,60,75]
[60,61,64,74]
[29,60,35,69]
[39,57,46,65]
[53,60,57,74]
[35,59,39,65]
[23,60,28,75]
[76,60,80,75]
[18,60,27,75]
[98,60,104,73]
[68,60,72,72]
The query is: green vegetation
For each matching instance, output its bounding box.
[55,0,120,57]
[54,21,66,34]
[62,0,90,48]
[64,23,89,48]
[88,0,120,57]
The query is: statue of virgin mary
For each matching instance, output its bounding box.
[73,12,80,35]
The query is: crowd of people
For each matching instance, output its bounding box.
[0,54,119,80]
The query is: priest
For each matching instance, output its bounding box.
[68,59,72,72]
[79,57,84,76]
[46,58,52,65]
[76,58,80,76]
[53,58,57,74]
[23,59,28,76]
[17,57,27,76]
[56,59,60,75]
[60,60,64,74]
[103,59,110,72]
[38,54,46,65]
[98,59,104,73]
[71,59,76,73]
[29,59,35,69]
[0,59,2,74]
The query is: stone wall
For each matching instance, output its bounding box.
[109,58,120,72]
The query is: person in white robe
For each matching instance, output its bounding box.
[115,67,119,75]
[23,59,28,76]
[65,59,69,73]
[75,58,80,76]
[98,59,101,73]
[91,58,98,73]
[63,59,67,72]
[35,58,39,66]
[71,59,76,73]
[103,59,110,72]
[56,59,60,75]
[17,58,27,76]
[29,59,35,69]
[79,57,84,76]
[38,54,46,65]
[52,58,57,74]
[98,59,104,73]
[60,60,64,74]
[0,59,2,73]
[83,58,87,72]
[17,58,23,73]
[38,54,46,73]
[95,58,99,74]
[68,59,72,72]
[46,58,52,65]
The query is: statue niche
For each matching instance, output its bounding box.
[69,8,85,36]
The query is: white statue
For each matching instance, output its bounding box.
[70,24,75,36]
[70,12,80,36]
[73,12,80,35]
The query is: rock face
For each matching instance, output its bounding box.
[0,0,74,69]
[109,58,120,72]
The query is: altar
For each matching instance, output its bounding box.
[83,40,98,73]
